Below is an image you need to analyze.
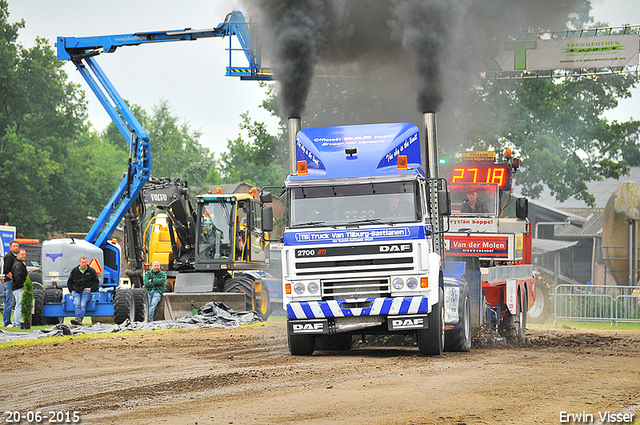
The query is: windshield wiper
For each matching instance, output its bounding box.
[346,218,385,226]
[294,221,327,227]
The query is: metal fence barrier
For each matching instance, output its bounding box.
[553,284,640,325]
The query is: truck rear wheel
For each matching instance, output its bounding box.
[287,330,315,356]
[132,288,149,322]
[445,283,471,352]
[417,287,444,356]
[527,281,550,324]
[514,291,527,342]
[499,291,527,342]
[114,289,135,325]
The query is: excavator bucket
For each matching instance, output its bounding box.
[157,293,246,320]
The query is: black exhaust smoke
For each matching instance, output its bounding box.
[249,0,329,118]
[244,0,589,133]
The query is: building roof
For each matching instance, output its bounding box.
[521,167,640,208]
[532,238,579,255]
[554,207,605,237]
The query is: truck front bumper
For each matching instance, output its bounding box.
[286,296,430,320]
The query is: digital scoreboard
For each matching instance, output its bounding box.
[447,164,512,190]
[441,151,513,191]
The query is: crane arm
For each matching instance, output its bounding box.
[55,10,271,250]
[56,11,272,80]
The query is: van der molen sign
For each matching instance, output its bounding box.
[485,34,640,72]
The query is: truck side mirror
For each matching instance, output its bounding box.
[260,191,273,204]
[438,190,451,216]
[262,206,274,232]
[516,197,528,219]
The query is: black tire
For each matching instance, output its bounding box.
[32,288,45,326]
[114,289,135,325]
[287,330,315,355]
[132,288,149,322]
[527,281,550,324]
[417,286,445,356]
[29,271,42,286]
[163,280,173,293]
[43,289,63,325]
[445,283,472,352]
[315,333,353,351]
[499,291,527,342]
[256,283,271,321]
[514,291,527,342]
[223,277,254,312]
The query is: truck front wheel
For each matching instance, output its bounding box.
[287,330,316,355]
[417,287,444,356]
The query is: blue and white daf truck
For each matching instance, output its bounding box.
[281,115,470,356]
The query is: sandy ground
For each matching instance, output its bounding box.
[1,320,640,425]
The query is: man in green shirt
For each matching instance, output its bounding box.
[144,261,167,321]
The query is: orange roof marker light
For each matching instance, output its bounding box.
[297,160,308,175]
[504,148,512,159]
[215,187,222,194]
[251,187,258,197]
[397,155,408,170]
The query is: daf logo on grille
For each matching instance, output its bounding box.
[379,244,411,252]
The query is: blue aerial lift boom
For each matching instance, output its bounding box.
[35,11,273,325]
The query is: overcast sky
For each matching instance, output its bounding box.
[6,0,640,155]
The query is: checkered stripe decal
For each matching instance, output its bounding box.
[287,297,430,319]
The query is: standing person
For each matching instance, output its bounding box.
[67,256,100,326]
[10,250,27,327]
[3,240,19,327]
[144,261,166,322]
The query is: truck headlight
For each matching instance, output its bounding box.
[392,277,404,290]
[293,282,306,295]
[307,281,319,294]
[406,277,418,289]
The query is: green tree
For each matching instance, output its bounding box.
[217,113,287,187]
[101,99,214,190]
[0,2,108,239]
[454,73,639,206]
[216,84,288,188]
[145,99,213,189]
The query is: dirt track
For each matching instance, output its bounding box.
[2,320,640,425]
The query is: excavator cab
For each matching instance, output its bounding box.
[194,194,269,267]
[131,179,275,319]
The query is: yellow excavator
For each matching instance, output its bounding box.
[124,177,274,320]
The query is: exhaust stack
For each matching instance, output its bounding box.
[288,117,302,174]
[422,112,438,179]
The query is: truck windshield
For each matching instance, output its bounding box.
[289,181,421,227]
[198,200,234,260]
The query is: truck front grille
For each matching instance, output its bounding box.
[322,278,390,301]
[295,257,413,276]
